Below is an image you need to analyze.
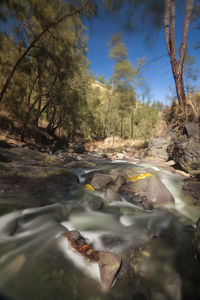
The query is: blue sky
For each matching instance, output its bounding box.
[86,2,200,105]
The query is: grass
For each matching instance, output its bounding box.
[86,137,148,152]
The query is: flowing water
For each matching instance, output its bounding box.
[0,159,199,300]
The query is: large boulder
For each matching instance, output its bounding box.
[120,175,175,207]
[169,123,200,177]
[183,122,200,140]
[172,139,200,177]
[192,218,200,295]
[193,218,200,263]
[182,179,200,206]
[148,137,171,160]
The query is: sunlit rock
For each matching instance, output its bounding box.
[120,175,175,207]
[91,173,113,191]
[112,175,126,192]
[98,251,122,291]
[105,188,122,204]
[148,137,171,161]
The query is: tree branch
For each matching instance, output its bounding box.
[0,1,90,103]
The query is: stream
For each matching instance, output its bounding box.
[0,155,199,300]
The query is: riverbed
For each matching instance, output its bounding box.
[0,148,199,300]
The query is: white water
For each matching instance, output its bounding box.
[0,160,199,300]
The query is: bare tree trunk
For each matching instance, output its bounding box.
[46,107,57,133]
[35,62,43,127]
[131,110,133,139]
[164,0,194,111]
[33,76,57,125]
[120,111,123,138]
[21,75,39,141]
[0,2,90,103]
[103,95,111,138]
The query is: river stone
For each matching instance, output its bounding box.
[91,173,113,191]
[148,137,171,160]
[193,218,200,263]
[193,219,200,296]
[110,166,148,178]
[182,179,200,205]
[164,273,182,300]
[105,188,122,204]
[120,175,175,206]
[98,251,122,291]
[112,175,126,192]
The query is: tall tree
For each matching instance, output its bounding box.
[108,33,136,138]
[103,0,195,111]
[0,0,96,103]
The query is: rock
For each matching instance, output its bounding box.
[82,194,104,210]
[112,175,126,192]
[66,160,96,169]
[193,218,200,263]
[29,172,79,195]
[151,291,167,300]
[172,139,200,177]
[115,153,125,159]
[164,273,182,300]
[182,179,200,205]
[105,188,122,204]
[0,140,12,148]
[0,153,12,163]
[110,166,149,178]
[0,172,79,205]
[8,147,51,162]
[183,122,200,140]
[73,144,86,154]
[91,173,113,191]
[65,230,87,248]
[98,251,122,291]
[64,156,77,163]
[120,175,175,207]
[193,218,200,296]
[168,123,200,177]
[148,137,171,160]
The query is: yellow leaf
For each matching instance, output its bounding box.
[84,184,95,191]
[127,173,152,182]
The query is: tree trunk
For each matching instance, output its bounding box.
[120,111,123,138]
[164,0,194,111]
[0,2,90,103]
[131,110,133,139]
[46,107,57,133]
[35,62,43,127]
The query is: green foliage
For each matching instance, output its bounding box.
[0,0,161,142]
